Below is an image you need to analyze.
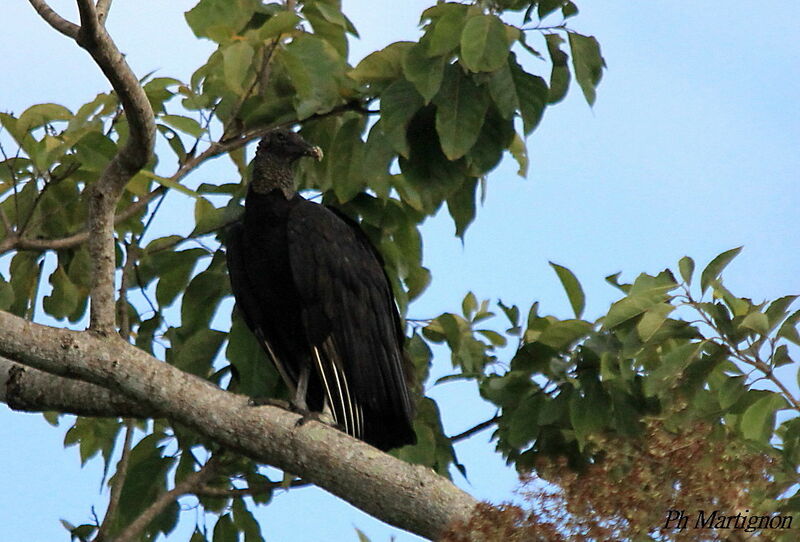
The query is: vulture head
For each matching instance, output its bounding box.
[251,128,323,196]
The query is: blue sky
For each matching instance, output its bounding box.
[1,1,799,541]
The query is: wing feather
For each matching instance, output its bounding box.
[287,200,415,449]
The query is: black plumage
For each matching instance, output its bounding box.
[225,128,416,451]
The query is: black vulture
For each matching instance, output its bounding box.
[225,128,417,451]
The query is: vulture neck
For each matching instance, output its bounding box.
[250,154,297,199]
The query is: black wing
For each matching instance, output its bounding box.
[225,221,298,395]
[287,200,416,450]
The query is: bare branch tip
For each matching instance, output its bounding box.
[28,0,80,39]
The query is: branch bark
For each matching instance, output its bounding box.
[62,0,155,333]
[0,356,156,418]
[27,0,80,38]
[0,312,477,540]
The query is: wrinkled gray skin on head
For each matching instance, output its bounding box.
[251,128,323,198]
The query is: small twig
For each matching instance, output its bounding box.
[520,23,568,33]
[27,0,79,38]
[683,284,800,412]
[449,415,500,443]
[114,457,220,542]
[222,38,282,141]
[94,420,135,542]
[0,186,165,254]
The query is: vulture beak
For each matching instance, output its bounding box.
[306,145,324,161]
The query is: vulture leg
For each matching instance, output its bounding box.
[294,364,310,412]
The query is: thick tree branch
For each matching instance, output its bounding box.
[0,312,477,540]
[58,0,156,333]
[0,357,156,418]
[195,478,310,498]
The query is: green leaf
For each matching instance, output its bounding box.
[222,40,255,94]
[8,252,41,318]
[741,392,787,443]
[718,375,747,410]
[562,1,579,18]
[460,15,511,73]
[465,105,513,175]
[538,0,563,18]
[487,61,519,119]
[153,249,203,307]
[42,266,80,320]
[139,170,201,198]
[193,196,228,233]
[508,132,528,177]
[281,35,345,119]
[355,527,372,542]
[508,55,548,135]
[568,32,605,106]
[740,311,769,335]
[766,295,798,328]
[778,310,800,346]
[64,418,120,467]
[549,262,585,318]
[379,80,424,158]
[227,312,279,397]
[351,42,413,85]
[569,389,609,450]
[446,178,477,239]
[161,114,203,138]
[116,435,176,531]
[636,303,675,342]
[402,44,446,103]
[169,329,226,377]
[478,329,507,347]
[257,11,301,40]
[17,103,72,131]
[462,291,478,318]
[643,341,706,397]
[232,498,264,542]
[185,0,259,43]
[434,66,490,160]
[213,514,237,542]
[544,34,570,104]
[700,246,743,294]
[329,118,367,203]
[0,275,15,311]
[537,320,592,350]
[424,5,470,57]
[773,344,793,368]
[180,261,229,333]
[508,392,542,448]
[678,256,695,285]
[302,2,350,57]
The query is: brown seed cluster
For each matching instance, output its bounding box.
[442,420,783,541]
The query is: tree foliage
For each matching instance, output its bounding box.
[1,1,798,541]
